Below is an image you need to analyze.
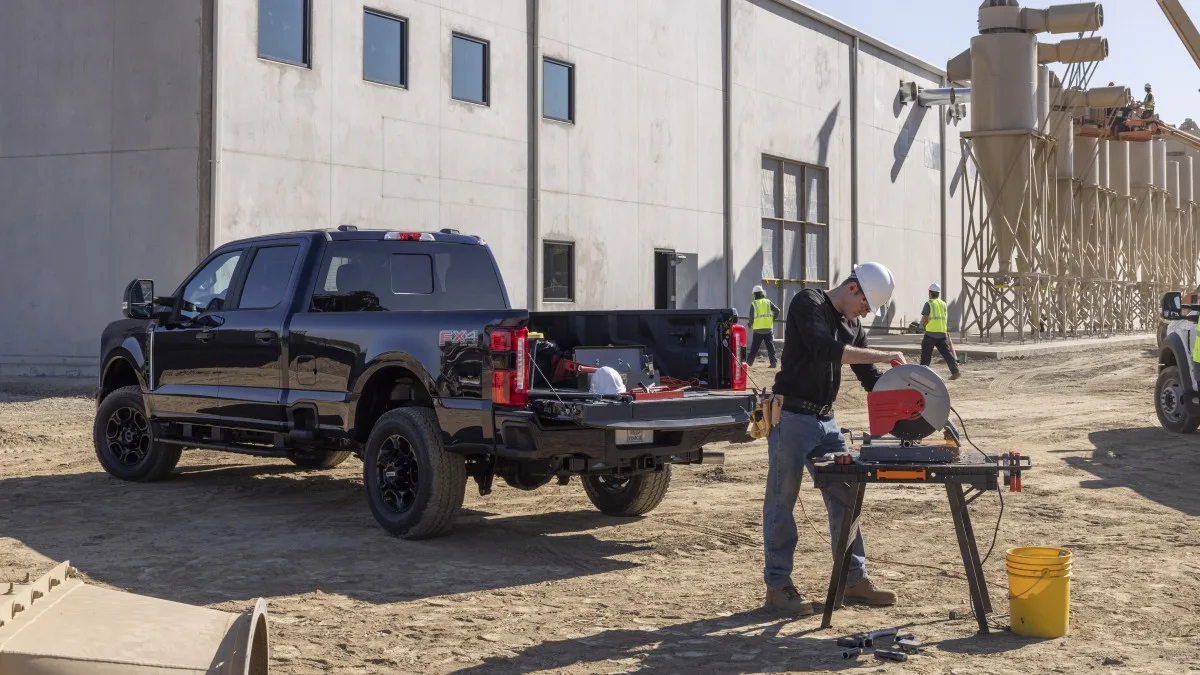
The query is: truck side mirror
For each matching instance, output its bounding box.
[123,279,154,320]
[1162,291,1183,320]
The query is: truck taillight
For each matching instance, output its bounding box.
[729,323,747,391]
[489,327,529,407]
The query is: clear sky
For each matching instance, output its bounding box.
[796,0,1200,126]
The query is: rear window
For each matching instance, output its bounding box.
[310,241,507,311]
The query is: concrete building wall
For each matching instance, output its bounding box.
[214,0,530,305]
[730,0,852,324]
[856,43,965,329]
[0,0,969,375]
[731,0,965,332]
[0,0,208,376]
[536,0,725,310]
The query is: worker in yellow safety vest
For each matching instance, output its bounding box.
[748,285,781,368]
[920,283,960,380]
[1142,83,1155,119]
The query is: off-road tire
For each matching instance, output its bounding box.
[93,385,181,481]
[1156,366,1200,434]
[363,407,466,538]
[286,448,351,470]
[581,466,672,517]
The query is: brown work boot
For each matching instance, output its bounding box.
[843,578,897,606]
[950,371,962,380]
[764,585,818,616]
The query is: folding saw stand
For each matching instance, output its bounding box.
[810,453,1030,634]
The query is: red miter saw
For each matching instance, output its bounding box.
[854,362,962,462]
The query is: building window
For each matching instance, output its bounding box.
[543,242,574,302]
[363,10,407,87]
[259,0,310,67]
[760,156,829,331]
[543,59,574,123]
[451,34,489,105]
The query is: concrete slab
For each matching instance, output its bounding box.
[764,333,1156,361]
[861,332,1157,360]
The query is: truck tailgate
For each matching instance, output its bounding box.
[530,392,756,430]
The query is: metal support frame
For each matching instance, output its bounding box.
[1132,185,1169,331]
[1151,189,1172,328]
[820,476,993,635]
[822,482,866,624]
[1076,184,1116,336]
[1171,205,1193,290]
[1050,177,1079,337]
[946,481,992,630]
[960,131,1055,342]
[1191,202,1200,291]
[1112,195,1136,333]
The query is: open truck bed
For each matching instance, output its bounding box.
[487,308,755,472]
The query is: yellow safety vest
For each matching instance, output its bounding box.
[1145,93,1155,111]
[1192,333,1200,363]
[926,298,948,333]
[752,297,774,331]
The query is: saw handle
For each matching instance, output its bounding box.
[890,359,904,368]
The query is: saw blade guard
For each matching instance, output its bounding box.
[867,364,951,440]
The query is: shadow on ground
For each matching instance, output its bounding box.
[1065,427,1200,516]
[450,610,1038,674]
[451,611,853,674]
[1,462,649,606]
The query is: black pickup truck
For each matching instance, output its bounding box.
[96,227,756,538]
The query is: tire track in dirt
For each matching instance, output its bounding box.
[655,517,761,549]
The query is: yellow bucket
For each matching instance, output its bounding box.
[1007,547,1072,638]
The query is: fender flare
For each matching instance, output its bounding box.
[352,353,438,400]
[1163,332,1197,397]
[99,344,148,397]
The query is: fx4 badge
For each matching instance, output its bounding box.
[438,330,479,347]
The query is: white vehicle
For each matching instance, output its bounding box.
[1156,292,1200,433]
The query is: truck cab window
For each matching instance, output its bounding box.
[310,242,506,312]
[239,245,300,309]
[180,251,242,320]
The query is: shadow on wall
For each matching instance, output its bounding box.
[868,301,897,330]
[949,139,965,198]
[817,103,839,167]
[697,253,844,327]
[865,293,962,333]
[947,296,963,333]
[701,254,963,334]
[714,100,843,319]
[700,256,766,320]
[892,93,929,183]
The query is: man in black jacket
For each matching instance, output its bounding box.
[763,262,905,615]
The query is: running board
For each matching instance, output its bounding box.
[157,437,288,458]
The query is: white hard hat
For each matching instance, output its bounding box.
[929,282,942,293]
[852,262,895,316]
[589,366,627,395]
[752,284,765,294]
[1145,83,1152,90]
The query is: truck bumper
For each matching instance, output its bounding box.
[492,408,743,471]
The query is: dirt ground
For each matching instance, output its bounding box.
[2,343,1199,674]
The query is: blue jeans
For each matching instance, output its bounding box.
[763,410,868,590]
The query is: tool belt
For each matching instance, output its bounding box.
[781,397,834,417]
[748,394,833,439]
